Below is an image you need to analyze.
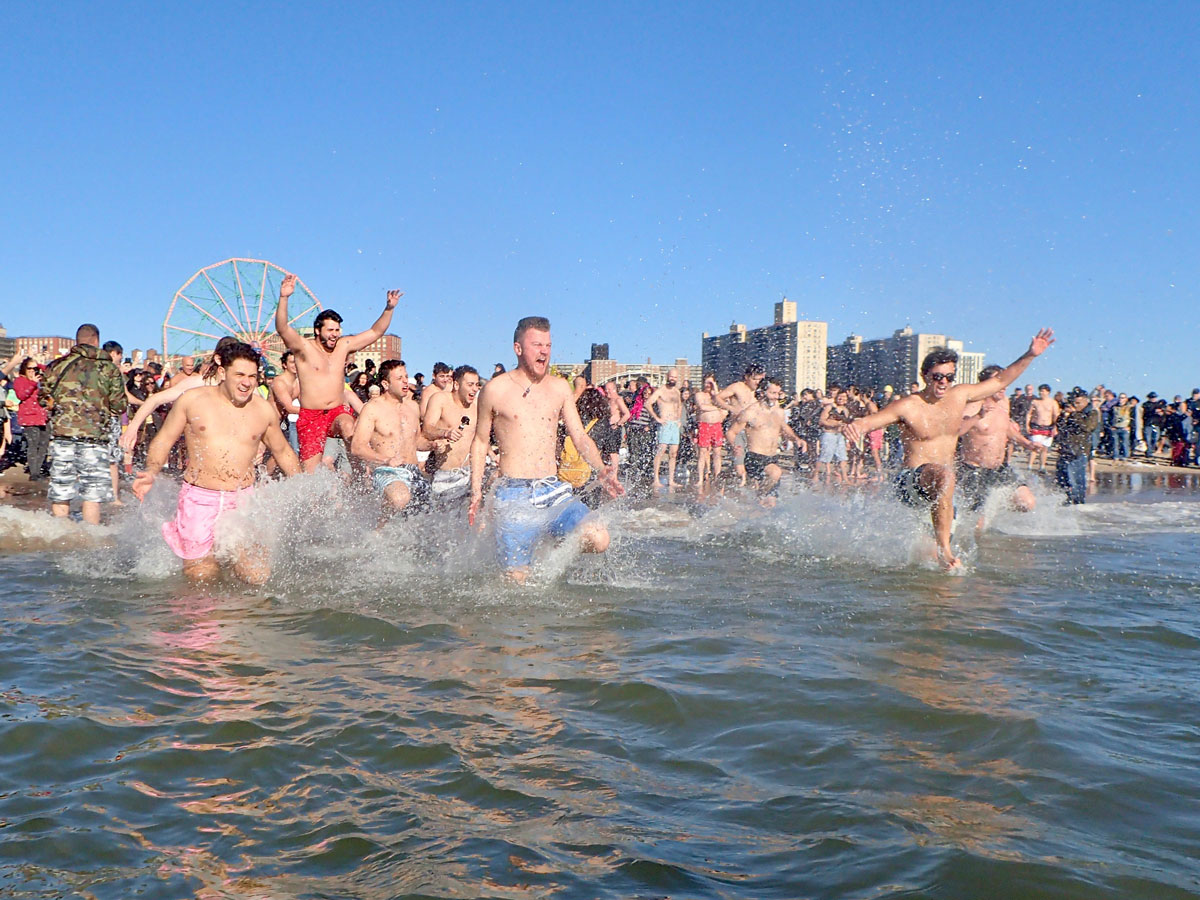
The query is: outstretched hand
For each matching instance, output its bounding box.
[279,273,297,300]
[385,290,403,310]
[131,471,154,502]
[601,467,625,498]
[1029,328,1055,356]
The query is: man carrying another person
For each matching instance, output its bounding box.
[957,365,1039,525]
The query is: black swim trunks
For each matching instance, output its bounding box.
[957,463,1020,511]
[744,450,772,481]
[894,465,938,508]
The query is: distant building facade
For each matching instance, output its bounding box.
[827,326,985,392]
[15,335,74,363]
[702,300,828,394]
[348,333,403,372]
[557,349,702,388]
[0,324,14,362]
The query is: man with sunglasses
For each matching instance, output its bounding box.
[843,329,1055,571]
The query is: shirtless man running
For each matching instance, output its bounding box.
[693,373,728,495]
[350,360,444,516]
[1025,383,1060,473]
[844,329,1055,570]
[469,316,623,584]
[725,377,806,501]
[422,364,481,505]
[715,363,766,485]
[271,350,302,453]
[132,343,300,584]
[648,369,684,493]
[957,365,1040,526]
[275,273,401,472]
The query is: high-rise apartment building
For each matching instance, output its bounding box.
[701,300,827,394]
[827,326,985,391]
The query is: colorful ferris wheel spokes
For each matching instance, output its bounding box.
[162,258,321,364]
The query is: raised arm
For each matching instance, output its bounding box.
[342,290,402,354]
[468,383,497,526]
[274,274,308,353]
[965,328,1055,402]
[1,352,21,378]
[120,373,206,451]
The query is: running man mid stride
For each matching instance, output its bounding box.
[844,328,1054,571]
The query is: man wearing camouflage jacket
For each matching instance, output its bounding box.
[41,323,128,524]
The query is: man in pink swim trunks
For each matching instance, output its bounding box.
[133,343,301,584]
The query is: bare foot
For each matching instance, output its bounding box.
[938,548,963,572]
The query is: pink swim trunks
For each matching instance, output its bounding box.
[162,481,254,560]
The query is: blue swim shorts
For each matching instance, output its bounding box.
[491,476,592,570]
[657,420,681,446]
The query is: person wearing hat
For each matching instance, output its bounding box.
[1142,391,1166,457]
[1053,388,1100,504]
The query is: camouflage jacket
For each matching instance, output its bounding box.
[41,344,128,441]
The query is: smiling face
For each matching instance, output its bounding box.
[219,358,260,407]
[923,363,956,398]
[763,382,782,404]
[317,319,342,352]
[434,369,453,390]
[456,371,481,405]
[514,327,551,378]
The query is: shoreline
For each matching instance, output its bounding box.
[3,452,1197,517]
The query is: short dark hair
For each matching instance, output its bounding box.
[280,350,293,365]
[314,309,343,331]
[744,363,765,377]
[1039,383,1051,392]
[453,364,478,384]
[979,365,1003,381]
[432,361,452,376]
[102,340,123,355]
[378,359,407,382]
[920,347,958,376]
[220,342,260,369]
[764,376,783,389]
[76,323,100,343]
[514,316,550,343]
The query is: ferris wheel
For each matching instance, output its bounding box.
[162,258,321,365]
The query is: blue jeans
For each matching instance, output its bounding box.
[1144,424,1160,454]
[1111,428,1130,460]
[1056,454,1088,505]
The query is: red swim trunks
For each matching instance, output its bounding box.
[297,404,354,462]
[697,421,725,448]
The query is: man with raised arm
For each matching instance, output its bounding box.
[422,364,482,505]
[350,359,443,516]
[469,316,623,584]
[275,273,401,472]
[132,343,300,584]
[843,329,1054,571]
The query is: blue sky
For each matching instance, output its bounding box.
[2,1,1196,392]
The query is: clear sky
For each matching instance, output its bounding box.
[2,1,1196,393]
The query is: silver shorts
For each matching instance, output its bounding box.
[48,439,114,504]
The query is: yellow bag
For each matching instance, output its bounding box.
[558,419,597,488]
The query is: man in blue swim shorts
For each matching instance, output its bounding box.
[469,316,625,583]
[648,368,684,493]
[350,359,444,517]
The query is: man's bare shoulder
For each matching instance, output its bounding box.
[424,389,450,420]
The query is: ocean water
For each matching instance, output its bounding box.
[2,470,1199,899]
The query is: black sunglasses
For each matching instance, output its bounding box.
[927,372,956,384]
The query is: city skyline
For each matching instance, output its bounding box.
[2,3,1195,394]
